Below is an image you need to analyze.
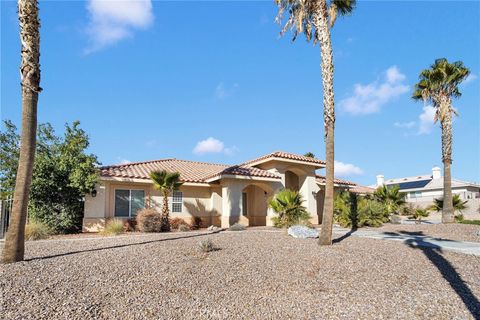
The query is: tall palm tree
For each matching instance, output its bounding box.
[2,0,42,264]
[413,58,470,223]
[150,170,183,232]
[304,152,316,158]
[275,0,356,245]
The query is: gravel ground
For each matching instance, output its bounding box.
[367,223,480,243]
[1,230,480,319]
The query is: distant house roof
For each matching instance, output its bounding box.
[349,185,376,194]
[380,175,480,191]
[315,175,357,187]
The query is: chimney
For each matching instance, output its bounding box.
[376,175,385,186]
[432,166,441,179]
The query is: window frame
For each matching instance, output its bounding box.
[114,188,145,218]
[242,192,248,216]
[172,191,183,213]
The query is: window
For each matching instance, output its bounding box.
[409,191,422,198]
[172,191,182,213]
[242,192,248,216]
[114,189,145,217]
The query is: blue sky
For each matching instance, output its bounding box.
[1,0,479,186]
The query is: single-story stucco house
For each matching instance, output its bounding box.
[83,151,370,231]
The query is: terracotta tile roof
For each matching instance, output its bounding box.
[243,151,326,166]
[206,165,280,180]
[100,159,230,183]
[100,159,280,183]
[315,175,357,186]
[349,185,376,194]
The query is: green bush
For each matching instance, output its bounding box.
[228,223,246,231]
[25,220,51,241]
[101,219,124,236]
[454,214,465,222]
[357,198,385,227]
[136,208,163,232]
[269,189,311,228]
[408,208,430,224]
[333,192,358,228]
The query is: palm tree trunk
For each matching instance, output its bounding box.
[316,0,335,246]
[2,0,41,264]
[440,96,454,223]
[161,191,171,231]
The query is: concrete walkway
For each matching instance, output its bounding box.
[333,227,480,256]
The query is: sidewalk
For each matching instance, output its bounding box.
[333,227,480,256]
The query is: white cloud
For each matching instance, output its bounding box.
[193,137,238,156]
[334,161,363,176]
[417,105,436,135]
[85,0,154,53]
[464,73,478,84]
[394,121,416,129]
[340,66,409,115]
[214,82,239,99]
[117,157,131,164]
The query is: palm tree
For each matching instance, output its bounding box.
[429,194,468,219]
[413,58,470,223]
[275,0,356,245]
[150,170,183,232]
[2,0,42,264]
[269,189,310,228]
[408,208,430,224]
[373,185,406,215]
[304,152,316,158]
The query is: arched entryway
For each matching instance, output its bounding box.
[241,183,271,226]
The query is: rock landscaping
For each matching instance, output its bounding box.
[1,229,479,319]
[287,225,319,239]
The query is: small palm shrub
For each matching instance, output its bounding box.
[102,219,124,235]
[228,223,246,231]
[136,208,163,232]
[25,220,51,241]
[373,185,406,215]
[408,208,430,224]
[198,238,216,252]
[429,194,468,221]
[269,189,311,228]
[358,198,385,227]
[454,214,464,222]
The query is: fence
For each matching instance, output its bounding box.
[0,197,13,239]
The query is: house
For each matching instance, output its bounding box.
[83,151,366,231]
[373,167,480,217]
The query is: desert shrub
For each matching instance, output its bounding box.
[101,219,124,235]
[25,220,51,241]
[408,208,430,224]
[178,224,191,232]
[136,208,163,232]
[390,214,402,224]
[123,218,137,232]
[228,223,246,231]
[333,192,359,228]
[455,214,465,222]
[198,238,216,252]
[170,217,188,230]
[269,189,311,228]
[358,198,385,227]
[190,217,203,230]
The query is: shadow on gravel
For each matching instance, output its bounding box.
[25,231,222,262]
[333,227,357,244]
[402,231,480,319]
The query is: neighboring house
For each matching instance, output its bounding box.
[373,167,480,216]
[83,151,367,231]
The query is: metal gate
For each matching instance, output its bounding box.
[0,198,13,239]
